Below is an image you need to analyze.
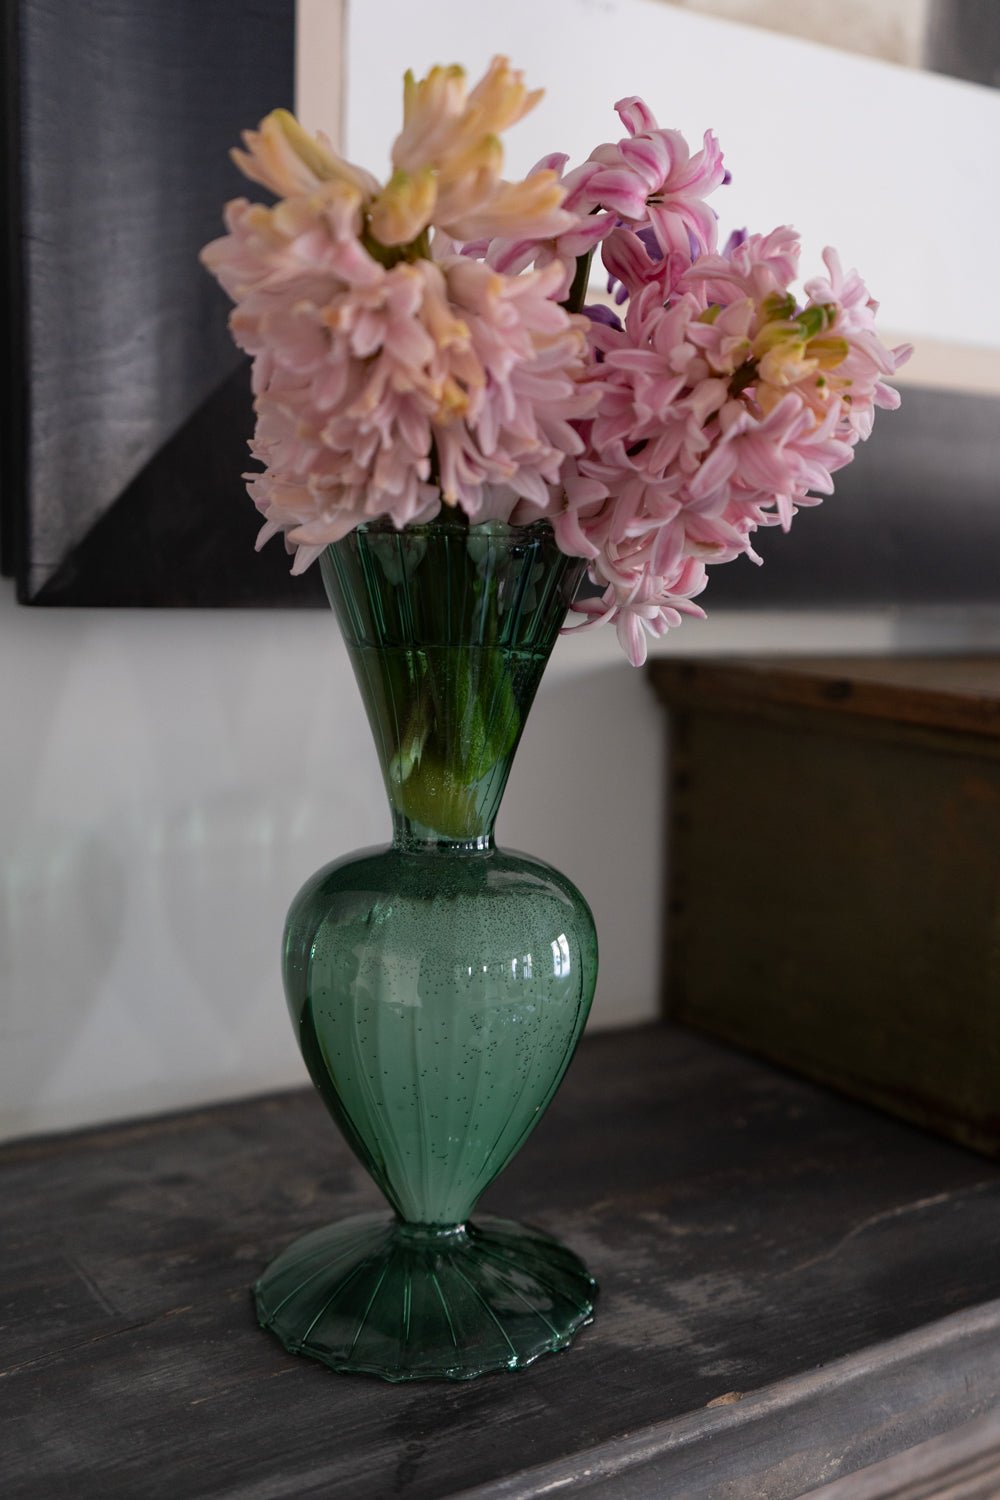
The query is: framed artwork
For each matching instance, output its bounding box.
[4,0,999,609]
[2,0,324,606]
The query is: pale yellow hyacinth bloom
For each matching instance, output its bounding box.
[369,56,571,247]
[753,314,850,413]
[442,173,569,243]
[367,168,438,247]
[392,59,542,177]
[232,109,379,201]
[232,61,570,254]
[432,134,503,225]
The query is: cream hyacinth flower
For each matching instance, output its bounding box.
[231,109,380,202]
[371,57,573,246]
[230,57,576,255]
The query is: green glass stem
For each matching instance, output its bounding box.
[254,520,600,1380]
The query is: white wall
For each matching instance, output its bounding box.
[9,580,1000,1142]
[655,0,931,68]
[4,589,663,1141]
[331,0,1000,356]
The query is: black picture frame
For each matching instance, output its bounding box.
[2,0,999,613]
[2,0,325,607]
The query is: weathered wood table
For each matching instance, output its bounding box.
[4,1024,1000,1499]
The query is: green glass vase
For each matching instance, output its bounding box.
[254,519,599,1381]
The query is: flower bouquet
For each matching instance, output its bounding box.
[202,58,908,1381]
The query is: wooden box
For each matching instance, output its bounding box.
[650,657,1000,1159]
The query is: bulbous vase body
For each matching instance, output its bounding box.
[254,521,599,1381]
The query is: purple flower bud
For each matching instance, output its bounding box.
[636,225,664,262]
[582,302,623,331]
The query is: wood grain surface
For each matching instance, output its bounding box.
[807,1404,1000,1500]
[649,656,1000,741]
[7,0,306,606]
[651,656,1000,1159]
[3,1025,1000,1498]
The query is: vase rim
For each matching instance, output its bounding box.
[349,516,557,542]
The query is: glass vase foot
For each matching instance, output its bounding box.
[254,1212,598,1382]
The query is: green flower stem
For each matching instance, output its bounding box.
[563,246,596,316]
[387,611,522,839]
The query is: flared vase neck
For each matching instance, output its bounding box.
[320,520,586,848]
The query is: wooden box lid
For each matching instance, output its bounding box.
[649,656,1000,741]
